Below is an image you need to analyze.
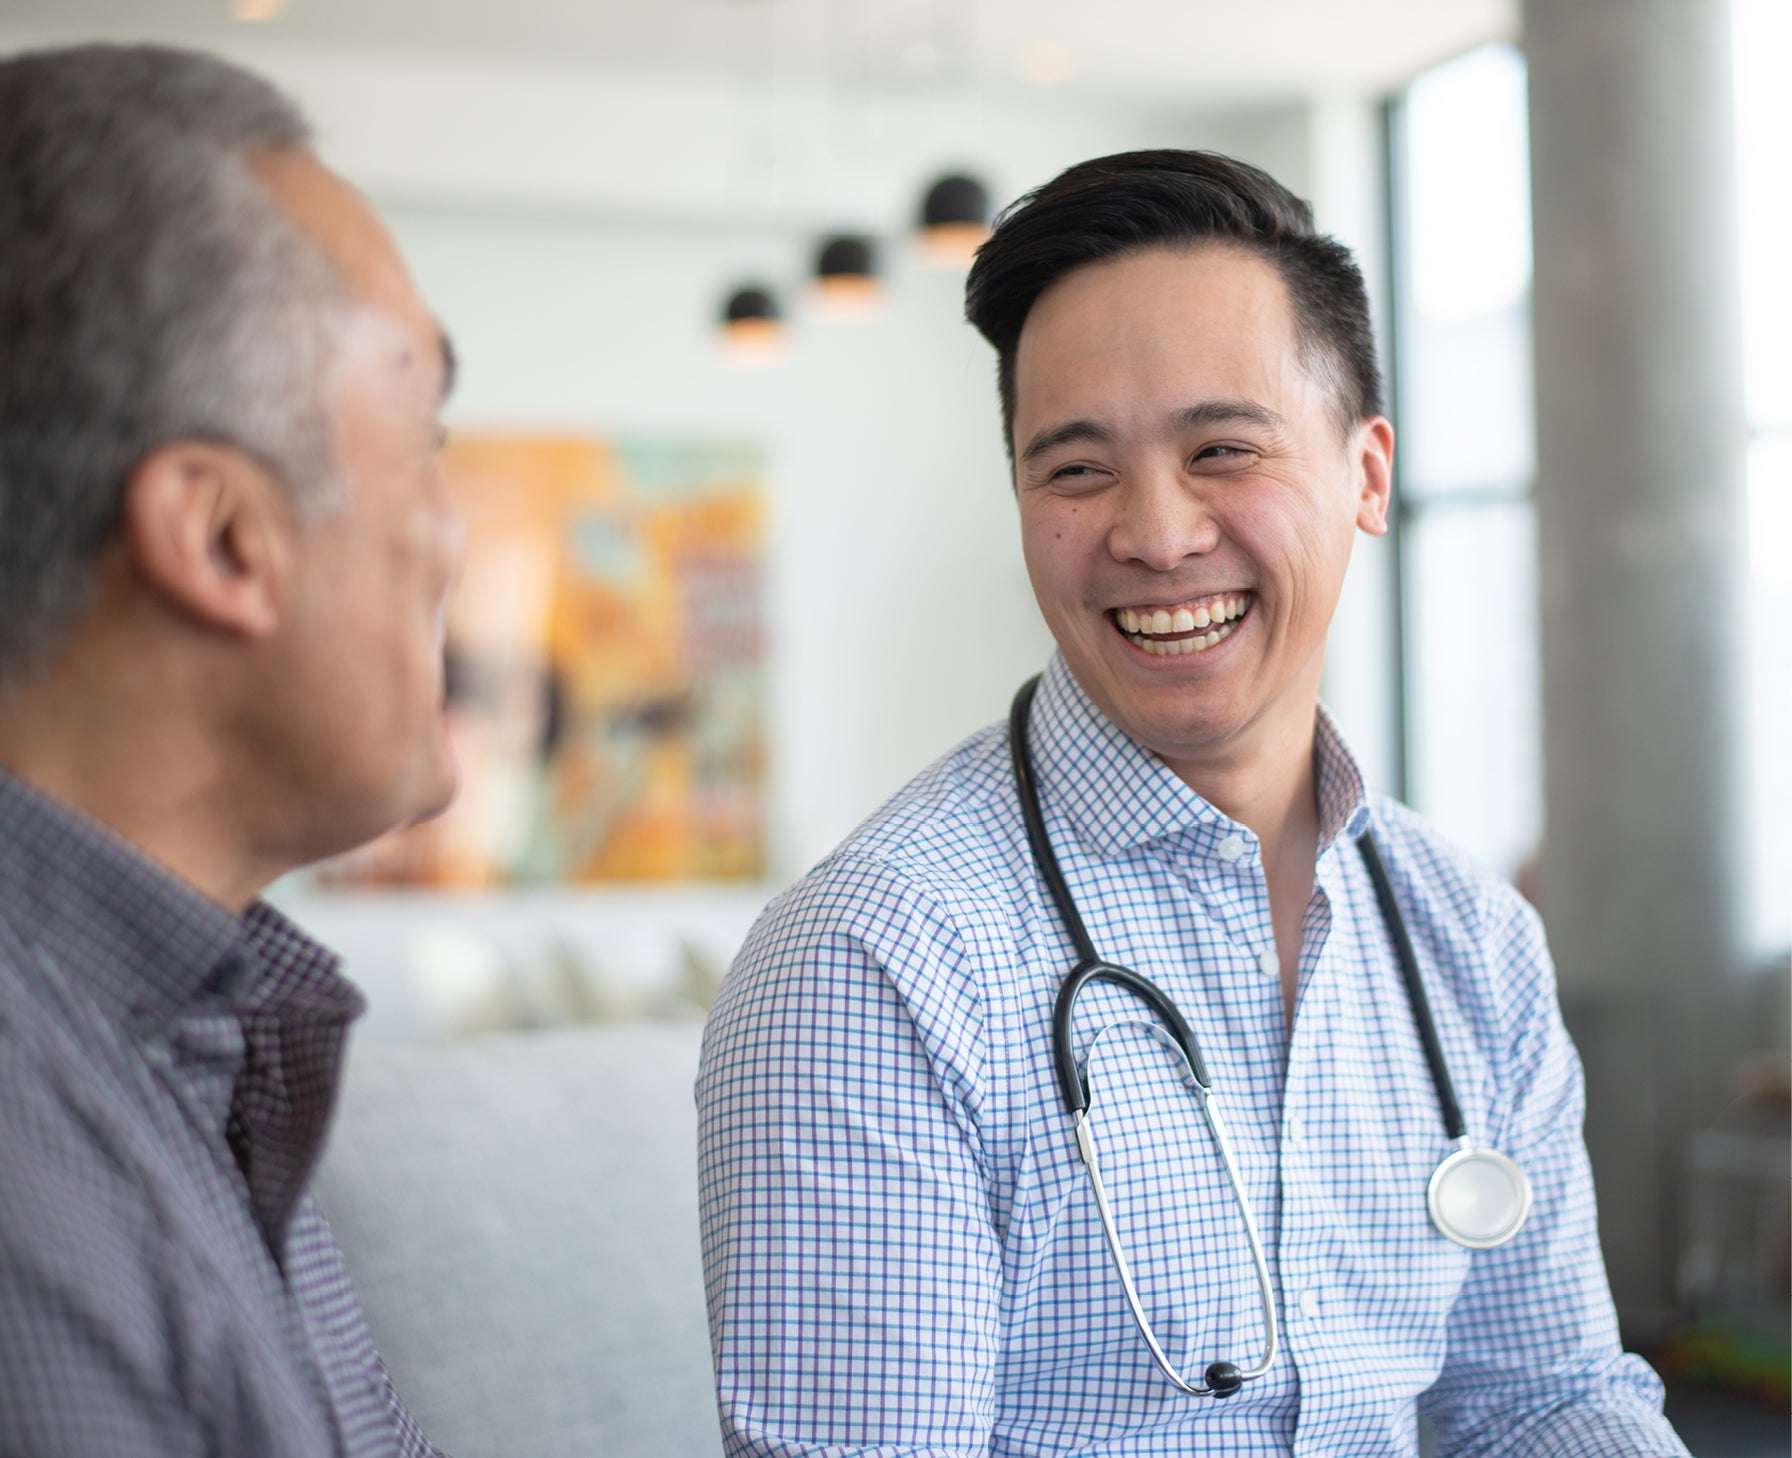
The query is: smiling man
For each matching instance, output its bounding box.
[697,152,1685,1455]
[0,45,458,1456]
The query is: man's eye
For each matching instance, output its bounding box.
[1193,444,1252,465]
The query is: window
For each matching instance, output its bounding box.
[1734,0,1791,959]
[1387,43,1538,881]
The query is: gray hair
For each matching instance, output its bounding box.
[0,44,348,684]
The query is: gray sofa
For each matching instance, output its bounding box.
[314,1022,719,1458]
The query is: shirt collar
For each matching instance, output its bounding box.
[1313,702,1374,851]
[0,767,360,1033]
[1026,652,1372,860]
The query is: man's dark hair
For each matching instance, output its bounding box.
[964,149,1382,456]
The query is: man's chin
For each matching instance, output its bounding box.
[400,753,461,830]
[358,741,460,846]
[1077,652,1247,759]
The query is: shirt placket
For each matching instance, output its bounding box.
[1281,850,1345,1452]
[1159,830,1302,1418]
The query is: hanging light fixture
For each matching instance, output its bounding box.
[718,283,786,364]
[811,234,882,320]
[917,172,991,266]
[714,0,790,363]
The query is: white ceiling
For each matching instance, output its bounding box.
[0,0,1515,106]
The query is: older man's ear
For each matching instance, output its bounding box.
[120,441,295,642]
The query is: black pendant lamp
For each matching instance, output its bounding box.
[719,283,786,362]
[812,234,882,318]
[917,173,991,265]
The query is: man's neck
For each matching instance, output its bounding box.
[0,648,276,912]
[1162,698,1323,1024]
[1164,698,1322,875]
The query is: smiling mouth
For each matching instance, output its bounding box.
[1112,591,1253,657]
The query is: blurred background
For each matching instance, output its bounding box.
[2,0,1783,1445]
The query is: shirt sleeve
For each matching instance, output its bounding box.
[1419,889,1689,1458]
[696,856,1003,1458]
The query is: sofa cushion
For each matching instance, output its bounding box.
[314,1023,717,1458]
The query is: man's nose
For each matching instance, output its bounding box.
[1105,466,1221,570]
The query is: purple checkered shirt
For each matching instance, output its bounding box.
[0,768,440,1457]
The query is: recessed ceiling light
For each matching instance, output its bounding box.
[231,0,288,21]
[895,41,940,83]
[1019,40,1077,87]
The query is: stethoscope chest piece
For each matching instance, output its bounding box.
[1426,1144,1531,1250]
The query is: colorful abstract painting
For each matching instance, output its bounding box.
[321,434,766,886]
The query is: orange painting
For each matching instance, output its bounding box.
[321,434,766,887]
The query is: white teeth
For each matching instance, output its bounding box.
[1129,620,1239,655]
[1120,596,1249,650]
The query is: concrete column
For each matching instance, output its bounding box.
[1523,0,1749,1338]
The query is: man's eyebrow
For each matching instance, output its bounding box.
[436,325,458,403]
[1019,418,1118,467]
[1172,398,1281,433]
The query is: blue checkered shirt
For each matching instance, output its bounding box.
[697,654,1686,1456]
[0,769,440,1457]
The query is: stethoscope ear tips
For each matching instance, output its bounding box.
[1203,1361,1244,1398]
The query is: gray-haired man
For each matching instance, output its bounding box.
[0,45,460,1455]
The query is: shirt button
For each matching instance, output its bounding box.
[1217,834,1247,863]
[1257,948,1279,978]
[1298,1289,1321,1320]
[1286,1114,1304,1143]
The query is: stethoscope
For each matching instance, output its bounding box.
[1008,675,1531,1400]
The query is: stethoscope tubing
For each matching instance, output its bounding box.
[1011,675,1277,1395]
[1357,831,1467,1144]
[1072,1085,1279,1395]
